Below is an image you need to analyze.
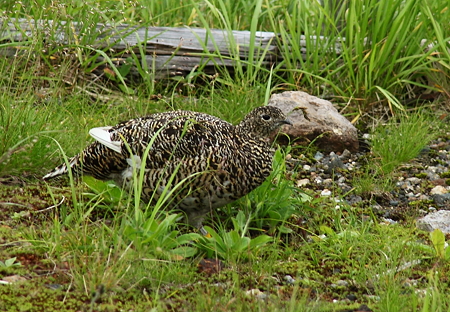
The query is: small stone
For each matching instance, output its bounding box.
[321,189,332,196]
[303,164,311,171]
[323,153,346,172]
[430,185,448,195]
[415,194,427,201]
[433,194,450,206]
[335,279,349,287]
[284,275,296,285]
[340,149,352,160]
[1,275,27,284]
[381,218,397,225]
[417,210,450,233]
[45,284,64,290]
[246,289,267,300]
[346,294,357,301]
[346,195,363,205]
[406,177,421,185]
[389,200,399,206]
[314,151,324,161]
[296,178,310,187]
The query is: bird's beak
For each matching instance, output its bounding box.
[280,119,293,126]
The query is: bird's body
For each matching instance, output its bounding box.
[43,106,291,231]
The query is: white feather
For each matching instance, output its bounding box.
[89,127,122,153]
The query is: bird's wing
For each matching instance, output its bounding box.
[89,127,122,153]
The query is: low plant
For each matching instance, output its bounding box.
[235,147,311,234]
[371,112,439,175]
[194,211,272,263]
[354,111,439,195]
[409,229,450,263]
[0,257,21,268]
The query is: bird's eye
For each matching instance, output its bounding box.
[262,114,271,121]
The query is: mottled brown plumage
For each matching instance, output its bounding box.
[43,106,292,232]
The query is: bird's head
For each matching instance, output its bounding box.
[237,106,292,138]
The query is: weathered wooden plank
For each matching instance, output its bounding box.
[0,18,284,80]
[0,18,342,80]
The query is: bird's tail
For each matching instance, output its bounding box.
[42,155,81,180]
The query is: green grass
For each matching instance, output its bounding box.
[371,112,440,174]
[2,0,449,110]
[354,110,440,195]
[1,0,450,311]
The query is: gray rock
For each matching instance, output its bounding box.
[284,275,296,285]
[335,279,349,287]
[245,289,267,300]
[322,152,346,173]
[314,151,324,161]
[432,194,450,206]
[268,91,359,152]
[406,177,421,185]
[416,210,450,233]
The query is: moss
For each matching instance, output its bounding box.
[415,172,428,179]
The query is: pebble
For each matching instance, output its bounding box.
[245,289,267,300]
[417,210,450,233]
[381,218,397,224]
[335,279,349,287]
[284,275,296,285]
[346,294,357,301]
[406,177,421,185]
[432,193,450,206]
[296,178,310,187]
[340,149,352,160]
[314,151,324,161]
[287,140,450,226]
[1,275,27,284]
[314,177,323,184]
[430,185,448,195]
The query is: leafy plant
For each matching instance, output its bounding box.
[0,257,21,268]
[82,175,125,206]
[412,229,450,263]
[238,147,311,234]
[194,211,272,263]
[430,229,450,262]
[123,211,200,260]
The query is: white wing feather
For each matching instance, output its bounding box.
[89,127,122,153]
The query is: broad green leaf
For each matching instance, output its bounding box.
[430,228,445,258]
[249,235,273,249]
[319,225,335,236]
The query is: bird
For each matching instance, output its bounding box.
[43,106,292,234]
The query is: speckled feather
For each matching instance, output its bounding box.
[43,106,291,229]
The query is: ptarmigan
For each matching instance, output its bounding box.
[43,106,292,234]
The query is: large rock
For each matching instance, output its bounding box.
[268,91,359,152]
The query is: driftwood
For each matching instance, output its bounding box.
[0,18,337,80]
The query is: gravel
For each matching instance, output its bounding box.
[287,136,450,221]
